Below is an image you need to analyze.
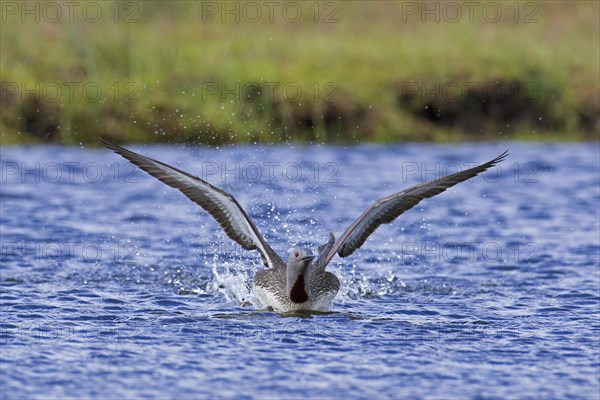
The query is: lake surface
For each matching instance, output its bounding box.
[1,142,599,399]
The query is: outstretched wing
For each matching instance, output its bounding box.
[322,151,508,264]
[313,232,335,274]
[101,139,284,270]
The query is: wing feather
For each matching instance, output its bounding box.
[325,151,508,262]
[101,139,284,270]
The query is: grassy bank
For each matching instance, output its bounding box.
[1,1,598,145]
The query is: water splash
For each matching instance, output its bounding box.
[210,261,254,306]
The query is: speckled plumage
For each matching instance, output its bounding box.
[253,267,340,312]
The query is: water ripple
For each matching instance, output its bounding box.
[1,143,598,399]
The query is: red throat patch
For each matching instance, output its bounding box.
[290,274,308,303]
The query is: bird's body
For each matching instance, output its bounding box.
[102,139,507,313]
[253,269,340,312]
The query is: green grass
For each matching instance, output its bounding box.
[1,1,598,145]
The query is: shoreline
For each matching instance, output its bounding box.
[1,2,598,145]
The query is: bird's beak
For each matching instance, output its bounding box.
[302,255,315,262]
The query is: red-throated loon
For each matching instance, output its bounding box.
[102,139,507,312]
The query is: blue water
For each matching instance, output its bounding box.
[1,142,599,399]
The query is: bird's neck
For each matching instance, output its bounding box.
[287,269,311,303]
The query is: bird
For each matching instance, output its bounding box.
[101,139,507,312]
